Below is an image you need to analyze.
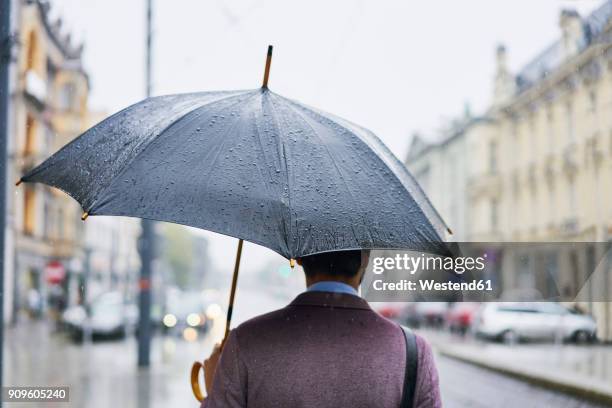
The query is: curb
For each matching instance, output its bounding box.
[436,345,612,406]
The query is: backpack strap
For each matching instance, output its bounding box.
[400,326,418,408]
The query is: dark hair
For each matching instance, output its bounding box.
[300,250,363,279]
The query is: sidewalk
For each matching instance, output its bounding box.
[4,319,217,407]
[420,329,612,405]
[3,288,290,407]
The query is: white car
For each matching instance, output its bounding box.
[62,292,138,341]
[475,302,597,343]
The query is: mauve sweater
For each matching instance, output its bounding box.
[201,291,441,408]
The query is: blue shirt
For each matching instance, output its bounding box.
[306,281,359,297]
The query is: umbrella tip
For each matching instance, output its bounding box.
[289,258,296,269]
[262,45,274,88]
[81,212,89,221]
[15,179,22,186]
[447,227,453,235]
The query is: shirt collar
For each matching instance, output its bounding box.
[306,281,360,297]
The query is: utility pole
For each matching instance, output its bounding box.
[137,0,155,368]
[0,0,12,400]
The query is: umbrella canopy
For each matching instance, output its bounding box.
[20,88,451,258]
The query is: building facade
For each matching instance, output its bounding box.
[472,4,612,339]
[8,0,89,321]
[406,2,612,339]
[405,114,484,243]
[472,6,612,245]
[5,0,140,323]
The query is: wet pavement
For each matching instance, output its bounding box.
[5,316,214,407]
[4,289,291,408]
[4,294,610,407]
[437,355,607,408]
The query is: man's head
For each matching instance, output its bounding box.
[296,249,370,289]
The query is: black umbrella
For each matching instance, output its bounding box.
[17,45,452,399]
[18,47,450,257]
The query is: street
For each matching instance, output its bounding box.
[5,323,606,407]
[4,289,608,407]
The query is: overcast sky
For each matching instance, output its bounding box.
[48,0,603,277]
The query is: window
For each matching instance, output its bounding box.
[59,82,76,111]
[588,90,599,130]
[528,118,536,163]
[548,186,555,225]
[538,303,566,315]
[565,102,574,143]
[588,90,597,114]
[568,179,576,217]
[490,198,498,231]
[23,187,36,235]
[546,107,555,153]
[488,140,497,174]
[43,191,51,238]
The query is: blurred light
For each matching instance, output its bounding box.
[206,303,222,320]
[163,313,177,328]
[186,313,201,327]
[183,327,198,342]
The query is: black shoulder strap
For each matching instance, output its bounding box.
[400,326,418,408]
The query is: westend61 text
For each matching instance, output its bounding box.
[371,279,493,292]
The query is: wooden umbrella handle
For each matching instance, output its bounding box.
[191,361,206,402]
[191,239,244,402]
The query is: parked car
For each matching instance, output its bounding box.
[62,292,138,341]
[446,302,481,334]
[475,302,597,344]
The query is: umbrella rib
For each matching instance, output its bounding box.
[86,91,256,213]
[279,97,449,242]
[250,97,293,256]
[280,99,376,247]
[200,92,262,200]
[265,94,295,255]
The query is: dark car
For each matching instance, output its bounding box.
[162,291,209,340]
